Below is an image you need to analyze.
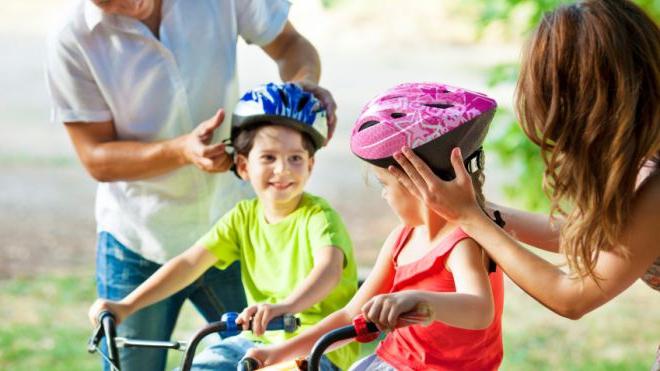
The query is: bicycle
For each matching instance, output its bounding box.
[88,311,301,371]
[238,314,381,371]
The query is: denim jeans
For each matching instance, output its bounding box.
[348,354,396,371]
[96,231,247,371]
[188,336,340,371]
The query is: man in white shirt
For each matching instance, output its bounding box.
[45,0,337,369]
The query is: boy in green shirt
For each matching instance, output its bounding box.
[89,83,358,370]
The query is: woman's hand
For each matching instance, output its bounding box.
[295,81,337,143]
[180,109,233,173]
[361,291,434,331]
[236,303,291,336]
[88,298,132,327]
[390,147,482,223]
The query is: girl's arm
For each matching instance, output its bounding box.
[362,238,494,330]
[391,147,660,319]
[88,245,217,325]
[243,226,403,367]
[486,201,562,253]
[238,245,345,335]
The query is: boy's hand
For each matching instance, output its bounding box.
[236,303,291,336]
[88,298,132,327]
[361,291,434,331]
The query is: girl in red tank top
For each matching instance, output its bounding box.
[243,83,504,370]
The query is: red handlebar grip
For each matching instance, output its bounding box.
[353,314,379,343]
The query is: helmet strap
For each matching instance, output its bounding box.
[464,147,484,174]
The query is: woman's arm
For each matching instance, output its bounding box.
[243,226,403,366]
[391,147,660,319]
[486,201,562,253]
[88,245,218,325]
[362,238,495,330]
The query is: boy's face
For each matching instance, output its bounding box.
[236,126,314,208]
[91,0,156,20]
[372,166,422,225]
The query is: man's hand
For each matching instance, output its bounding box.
[180,109,233,173]
[236,303,291,336]
[295,80,338,143]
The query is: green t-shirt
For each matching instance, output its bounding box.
[196,193,359,369]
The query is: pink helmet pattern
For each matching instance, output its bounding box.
[351,82,497,180]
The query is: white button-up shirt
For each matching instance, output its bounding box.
[46,0,290,263]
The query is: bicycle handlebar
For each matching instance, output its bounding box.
[88,311,300,371]
[238,319,381,371]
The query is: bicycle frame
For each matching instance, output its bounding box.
[88,311,300,371]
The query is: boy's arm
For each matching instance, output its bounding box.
[88,245,217,325]
[362,238,495,331]
[244,226,402,366]
[244,245,344,335]
[486,201,562,253]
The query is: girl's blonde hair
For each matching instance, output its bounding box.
[516,0,660,281]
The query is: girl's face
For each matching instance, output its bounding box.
[92,0,156,20]
[372,166,423,225]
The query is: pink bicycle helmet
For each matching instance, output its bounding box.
[351,82,497,180]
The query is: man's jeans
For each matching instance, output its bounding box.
[96,232,247,371]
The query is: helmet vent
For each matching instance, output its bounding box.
[278,89,289,106]
[297,94,310,112]
[390,112,406,118]
[424,103,453,109]
[358,120,380,132]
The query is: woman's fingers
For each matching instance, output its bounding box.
[450,147,470,183]
[387,165,417,194]
[393,151,429,192]
[400,147,442,186]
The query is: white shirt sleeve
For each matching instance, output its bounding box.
[235,0,291,46]
[45,30,112,124]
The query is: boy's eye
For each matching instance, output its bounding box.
[260,154,276,162]
[290,155,303,162]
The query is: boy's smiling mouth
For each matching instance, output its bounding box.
[269,181,294,190]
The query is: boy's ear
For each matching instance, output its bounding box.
[307,156,315,173]
[235,154,249,180]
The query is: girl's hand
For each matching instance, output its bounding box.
[88,298,132,326]
[243,345,282,368]
[390,147,482,223]
[236,303,290,336]
[361,291,434,331]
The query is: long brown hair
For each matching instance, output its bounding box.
[515,0,660,281]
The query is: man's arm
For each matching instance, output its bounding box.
[261,21,337,141]
[64,109,232,182]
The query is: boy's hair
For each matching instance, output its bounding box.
[233,123,317,158]
[515,0,660,281]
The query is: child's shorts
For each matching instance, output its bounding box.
[348,353,396,371]
[186,335,338,371]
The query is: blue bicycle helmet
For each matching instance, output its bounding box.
[231,82,328,150]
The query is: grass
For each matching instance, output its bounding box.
[1,272,657,370]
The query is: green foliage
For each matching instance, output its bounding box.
[319,0,347,9]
